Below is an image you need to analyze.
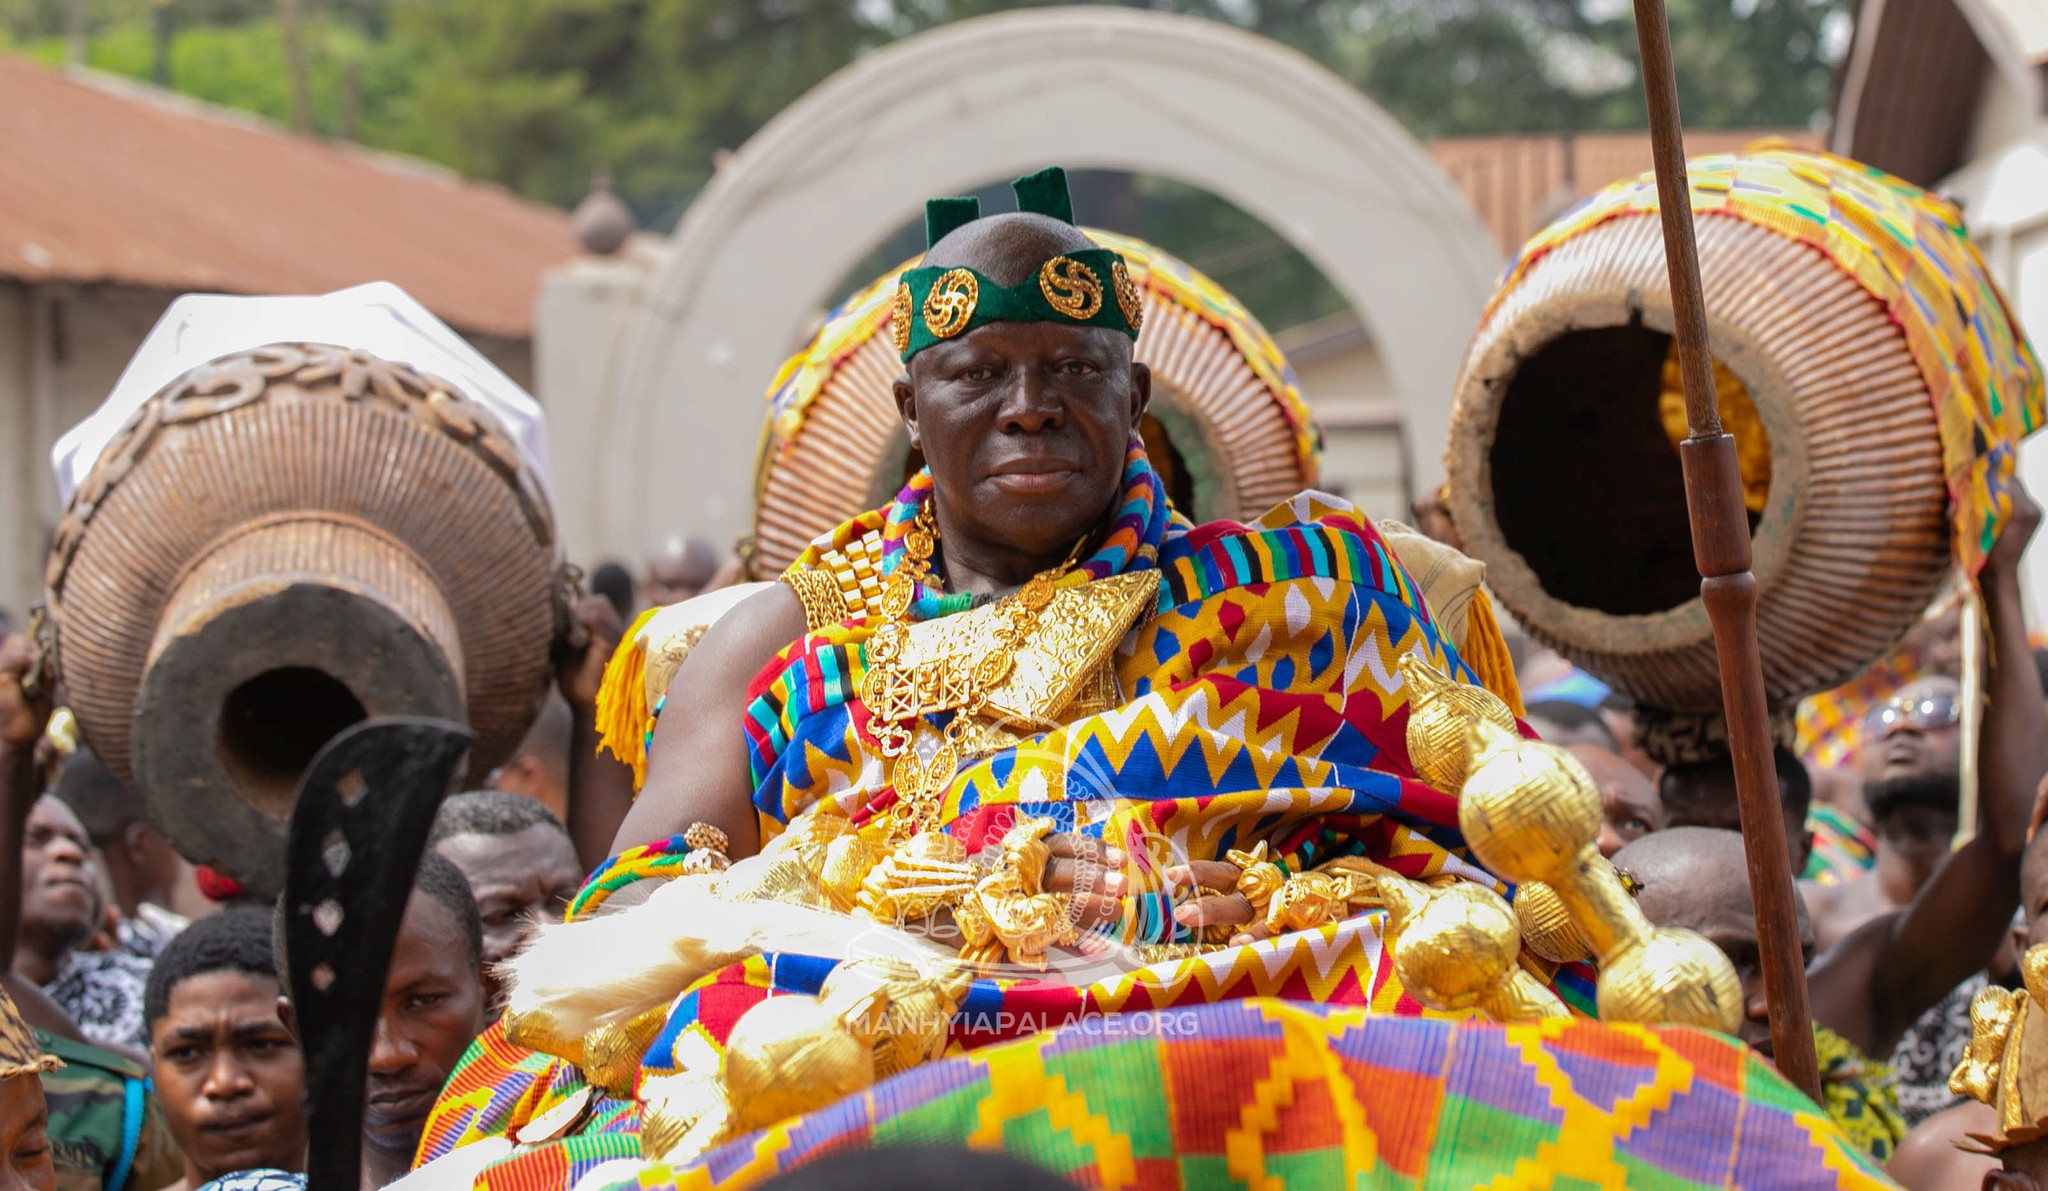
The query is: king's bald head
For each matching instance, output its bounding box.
[922,212,1095,286]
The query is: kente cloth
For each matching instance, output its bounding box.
[1814,1023,1906,1162]
[1803,803,1877,888]
[571,1001,1889,1191]
[422,452,1604,1178]
[744,450,1498,881]
[1502,145,2044,578]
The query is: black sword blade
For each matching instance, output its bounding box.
[282,717,472,1191]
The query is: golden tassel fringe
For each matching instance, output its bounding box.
[594,605,661,790]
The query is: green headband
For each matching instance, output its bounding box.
[894,167,1145,362]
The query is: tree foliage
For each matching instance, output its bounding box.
[1,0,1846,329]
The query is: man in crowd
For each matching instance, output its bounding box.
[143,909,304,1191]
[1523,700,1618,750]
[1886,826,2048,1187]
[53,752,185,961]
[1658,744,1817,876]
[1568,744,1662,858]
[486,703,571,824]
[0,981,58,1191]
[11,797,149,1052]
[428,792,582,1011]
[274,851,485,1190]
[353,852,484,1191]
[1621,480,2042,1153]
[1807,677,1965,951]
[640,536,722,609]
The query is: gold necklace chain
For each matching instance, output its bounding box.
[858,505,1074,837]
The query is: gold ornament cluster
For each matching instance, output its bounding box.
[857,506,1073,835]
[890,284,914,355]
[901,253,1144,354]
[1111,261,1145,330]
[509,594,1755,1170]
[1400,654,1744,1035]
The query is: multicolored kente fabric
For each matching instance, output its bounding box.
[424,453,1649,1183]
[566,1002,1892,1191]
[1500,145,2045,577]
[1803,803,1877,888]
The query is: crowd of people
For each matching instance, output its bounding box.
[0,555,699,1191]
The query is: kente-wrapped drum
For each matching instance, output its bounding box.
[1445,146,2042,711]
[747,229,1320,575]
[47,335,566,897]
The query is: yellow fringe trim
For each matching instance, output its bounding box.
[594,605,662,791]
[1463,588,1526,719]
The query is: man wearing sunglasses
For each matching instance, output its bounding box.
[1810,678,1965,953]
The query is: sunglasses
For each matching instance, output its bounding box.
[1867,691,1961,735]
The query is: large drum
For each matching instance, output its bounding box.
[1445,147,2042,711]
[747,229,1321,575]
[47,315,567,897]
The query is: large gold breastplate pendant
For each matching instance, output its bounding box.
[858,569,1159,834]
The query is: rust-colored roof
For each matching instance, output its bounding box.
[1429,129,1824,256]
[0,54,578,338]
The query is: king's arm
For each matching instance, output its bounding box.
[610,584,811,859]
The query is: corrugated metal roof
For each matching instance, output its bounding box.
[0,53,579,338]
[1429,129,1823,256]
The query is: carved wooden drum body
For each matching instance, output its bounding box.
[1445,147,2042,711]
[48,343,565,897]
[748,229,1321,575]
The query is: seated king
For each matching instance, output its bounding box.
[416,169,1880,1190]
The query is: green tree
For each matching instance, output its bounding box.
[1,0,1847,331]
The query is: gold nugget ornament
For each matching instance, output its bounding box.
[1400,655,1740,1034]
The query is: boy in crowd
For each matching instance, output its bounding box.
[143,909,304,1191]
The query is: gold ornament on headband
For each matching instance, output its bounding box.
[922,269,978,339]
[891,284,913,356]
[1952,943,2048,1152]
[1038,256,1103,320]
[1111,261,1144,331]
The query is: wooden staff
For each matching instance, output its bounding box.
[1628,0,1822,1103]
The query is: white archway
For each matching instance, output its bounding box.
[598,6,1499,554]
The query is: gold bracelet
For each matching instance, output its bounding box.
[681,821,732,874]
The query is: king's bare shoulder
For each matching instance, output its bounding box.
[608,581,810,856]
